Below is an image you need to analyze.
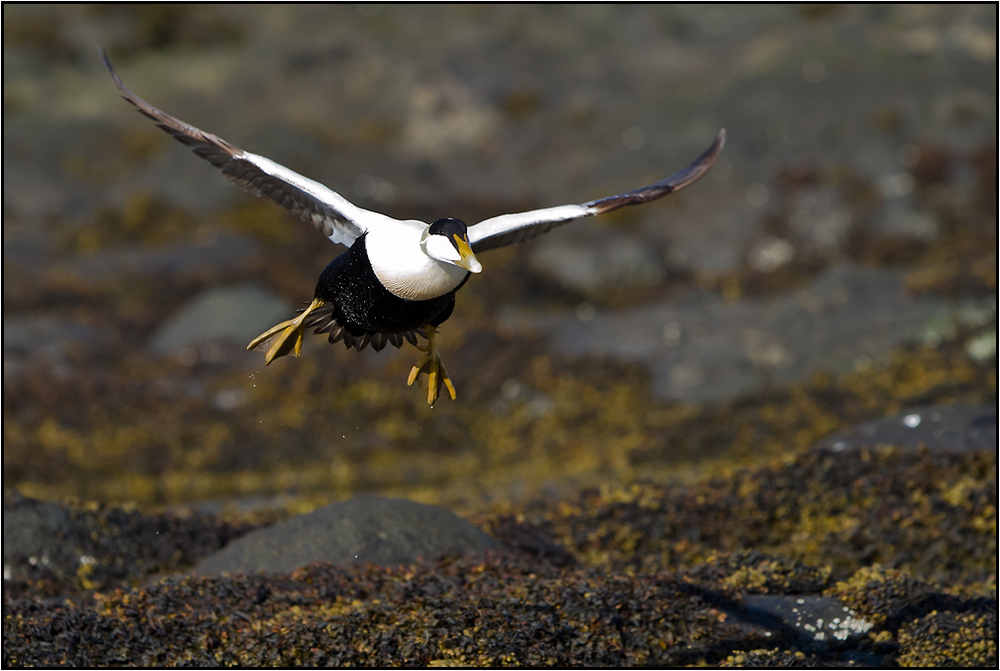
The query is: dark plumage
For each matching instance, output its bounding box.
[305,231,468,353]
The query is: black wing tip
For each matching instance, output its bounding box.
[97,46,244,156]
[690,128,726,173]
[716,127,727,146]
[706,127,726,163]
[586,129,727,214]
[671,128,727,187]
[98,45,145,107]
[97,46,120,86]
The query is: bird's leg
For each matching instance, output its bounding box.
[247,298,326,365]
[407,325,457,406]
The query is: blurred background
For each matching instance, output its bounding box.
[4,4,996,516]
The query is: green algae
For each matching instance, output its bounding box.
[5,439,995,666]
[827,566,998,667]
[3,558,749,667]
[2,492,261,599]
[5,542,995,667]
[898,611,998,667]
[5,327,992,514]
[489,446,996,586]
[721,649,822,667]
[5,47,994,512]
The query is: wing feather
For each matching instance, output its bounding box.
[468,129,725,253]
[101,49,373,247]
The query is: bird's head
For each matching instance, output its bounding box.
[422,218,482,274]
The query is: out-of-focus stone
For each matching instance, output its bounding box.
[193,496,498,576]
[817,404,996,454]
[149,284,293,355]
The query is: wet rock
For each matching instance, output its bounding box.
[732,595,873,642]
[721,595,884,667]
[193,496,498,576]
[836,564,997,653]
[149,283,293,356]
[2,496,72,574]
[2,493,251,596]
[817,404,996,454]
[514,265,979,402]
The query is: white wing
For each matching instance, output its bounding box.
[102,49,381,247]
[468,129,725,253]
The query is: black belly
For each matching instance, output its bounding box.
[304,233,468,351]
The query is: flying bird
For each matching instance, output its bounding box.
[102,50,724,405]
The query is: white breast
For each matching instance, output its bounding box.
[365,220,469,301]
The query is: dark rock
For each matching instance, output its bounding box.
[512,265,982,402]
[836,565,996,633]
[2,495,72,573]
[732,595,873,643]
[149,283,293,355]
[817,404,996,453]
[2,493,254,596]
[193,496,498,576]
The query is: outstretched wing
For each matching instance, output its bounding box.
[101,49,380,247]
[467,128,725,253]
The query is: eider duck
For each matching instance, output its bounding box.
[102,51,724,405]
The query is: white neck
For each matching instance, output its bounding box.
[365,221,469,301]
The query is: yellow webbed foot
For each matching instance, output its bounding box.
[247,298,325,364]
[406,325,457,406]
